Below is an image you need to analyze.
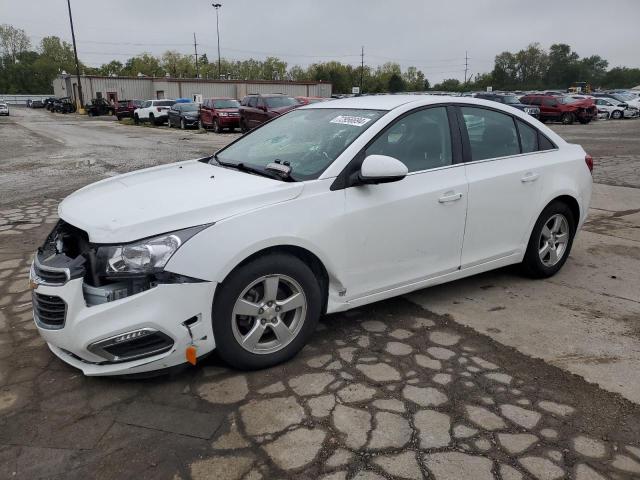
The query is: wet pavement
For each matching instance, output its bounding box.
[1,109,640,479]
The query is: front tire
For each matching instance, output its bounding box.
[212,254,322,370]
[134,114,140,125]
[521,201,576,278]
[180,118,185,130]
[611,110,623,120]
[561,112,575,125]
[213,119,221,133]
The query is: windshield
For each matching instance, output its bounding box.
[213,99,240,109]
[265,96,298,108]
[215,108,386,181]
[501,95,520,104]
[181,103,199,112]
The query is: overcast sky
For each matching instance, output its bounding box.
[2,0,639,83]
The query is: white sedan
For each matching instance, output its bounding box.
[30,95,593,376]
[594,97,639,119]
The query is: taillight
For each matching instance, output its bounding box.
[157,107,162,112]
[585,154,593,174]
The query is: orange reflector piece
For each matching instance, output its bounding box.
[186,346,197,365]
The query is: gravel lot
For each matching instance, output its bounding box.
[1,107,639,479]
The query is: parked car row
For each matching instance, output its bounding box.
[126,94,330,133]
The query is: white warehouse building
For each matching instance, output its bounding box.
[53,74,332,105]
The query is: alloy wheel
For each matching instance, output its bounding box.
[231,274,307,355]
[538,213,569,267]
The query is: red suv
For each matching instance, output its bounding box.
[239,94,300,132]
[520,94,597,125]
[200,97,241,132]
[115,99,142,120]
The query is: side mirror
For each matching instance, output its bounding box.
[357,155,408,185]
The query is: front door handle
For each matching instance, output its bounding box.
[438,192,463,203]
[521,172,540,183]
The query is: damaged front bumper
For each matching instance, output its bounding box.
[30,261,217,376]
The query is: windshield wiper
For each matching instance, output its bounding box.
[216,159,284,181]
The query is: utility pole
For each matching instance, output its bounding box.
[360,46,364,94]
[212,3,222,79]
[66,0,84,112]
[464,51,469,85]
[193,32,199,78]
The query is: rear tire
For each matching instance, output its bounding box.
[521,201,576,278]
[149,113,155,125]
[134,114,140,125]
[212,254,322,370]
[611,110,623,120]
[240,118,248,133]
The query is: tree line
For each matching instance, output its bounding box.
[2,24,639,95]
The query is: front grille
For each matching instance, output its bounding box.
[33,293,67,329]
[33,262,68,285]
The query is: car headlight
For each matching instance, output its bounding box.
[219,112,229,117]
[96,225,209,275]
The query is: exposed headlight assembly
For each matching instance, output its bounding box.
[96,225,209,275]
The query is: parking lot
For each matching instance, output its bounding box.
[1,107,640,479]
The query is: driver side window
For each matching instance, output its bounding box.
[365,107,453,173]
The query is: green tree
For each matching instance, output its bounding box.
[96,60,123,76]
[545,43,580,88]
[387,72,405,92]
[433,78,461,91]
[121,53,164,77]
[403,66,426,91]
[0,24,30,64]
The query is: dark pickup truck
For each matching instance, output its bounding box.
[85,98,114,117]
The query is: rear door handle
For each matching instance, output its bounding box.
[521,172,540,183]
[438,192,463,203]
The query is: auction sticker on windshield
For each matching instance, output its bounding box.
[330,115,372,127]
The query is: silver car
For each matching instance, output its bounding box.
[0,102,9,116]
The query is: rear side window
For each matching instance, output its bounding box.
[366,107,452,173]
[517,120,538,153]
[461,107,519,161]
[539,134,556,151]
[248,97,258,107]
[543,98,557,107]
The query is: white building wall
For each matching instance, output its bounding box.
[54,76,332,104]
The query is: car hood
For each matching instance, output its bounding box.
[58,159,304,244]
[567,99,595,108]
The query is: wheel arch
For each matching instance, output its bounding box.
[217,244,332,314]
[524,193,581,249]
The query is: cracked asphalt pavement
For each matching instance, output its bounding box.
[1,108,640,479]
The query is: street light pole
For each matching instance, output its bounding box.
[66,0,84,112]
[212,3,222,79]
